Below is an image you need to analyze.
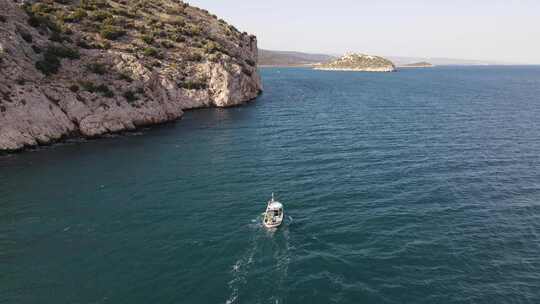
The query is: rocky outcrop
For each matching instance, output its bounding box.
[315,53,396,72]
[0,0,262,151]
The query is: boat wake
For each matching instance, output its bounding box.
[225,217,264,304]
[270,227,291,304]
[224,216,292,304]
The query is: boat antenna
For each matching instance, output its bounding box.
[272,192,275,202]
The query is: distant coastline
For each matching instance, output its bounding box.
[398,62,434,68]
[259,49,524,67]
[258,63,319,68]
[313,67,396,72]
[258,49,335,67]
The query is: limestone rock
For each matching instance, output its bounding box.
[0,0,262,151]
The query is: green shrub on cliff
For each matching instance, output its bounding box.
[86,62,107,75]
[29,3,56,15]
[97,84,114,98]
[118,73,133,82]
[123,90,138,103]
[36,52,61,75]
[111,7,136,19]
[79,81,114,97]
[49,31,70,43]
[47,45,80,59]
[143,47,163,59]
[35,45,80,75]
[100,25,126,40]
[141,34,155,45]
[62,9,88,23]
[27,13,62,32]
[160,40,174,49]
[23,3,64,33]
[183,24,202,37]
[79,80,97,92]
[80,0,110,11]
[203,41,220,54]
[89,11,112,22]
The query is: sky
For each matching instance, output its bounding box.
[188,0,540,64]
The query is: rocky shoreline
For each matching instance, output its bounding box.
[0,0,262,152]
[0,95,261,154]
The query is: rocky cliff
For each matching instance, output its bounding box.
[0,0,262,151]
[315,53,396,72]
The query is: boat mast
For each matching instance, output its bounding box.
[267,193,275,207]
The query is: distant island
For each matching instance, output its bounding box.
[399,62,434,68]
[314,54,396,72]
[258,49,335,67]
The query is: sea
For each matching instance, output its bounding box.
[1,66,540,304]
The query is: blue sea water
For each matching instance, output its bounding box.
[1,66,540,304]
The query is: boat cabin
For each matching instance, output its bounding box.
[264,196,284,228]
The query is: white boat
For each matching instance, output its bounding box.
[263,193,284,229]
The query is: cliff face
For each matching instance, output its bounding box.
[315,54,396,72]
[0,0,262,151]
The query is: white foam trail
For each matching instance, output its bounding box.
[265,225,291,304]
[226,215,293,304]
[224,217,263,303]
[225,294,237,304]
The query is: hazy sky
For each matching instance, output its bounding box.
[188,0,540,64]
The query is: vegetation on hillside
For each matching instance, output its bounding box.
[20,0,257,93]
